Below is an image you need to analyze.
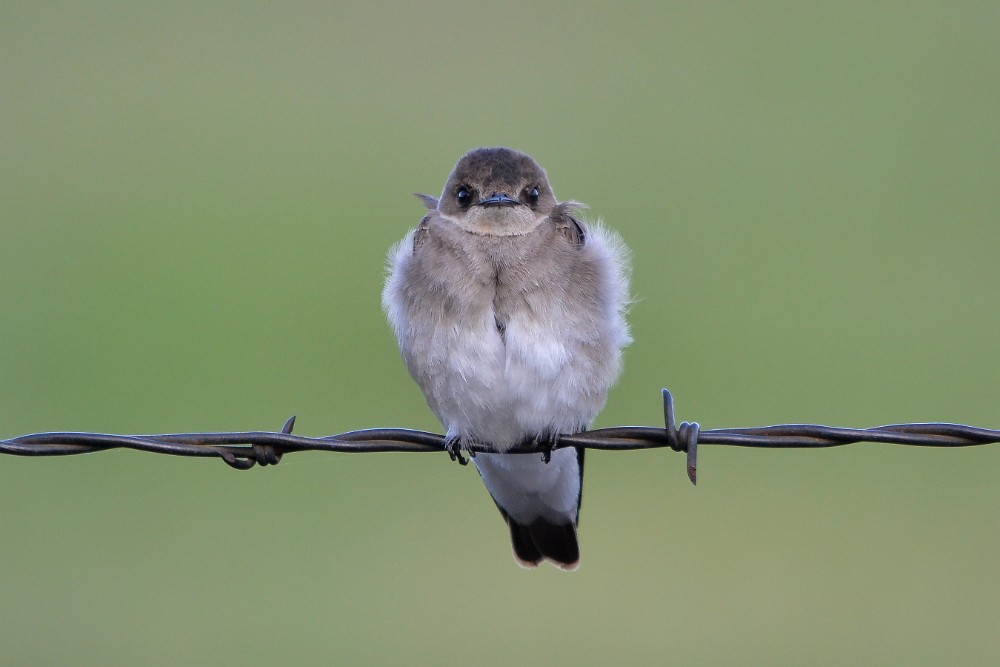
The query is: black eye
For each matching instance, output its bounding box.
[526,186,540,206]
[457,186,472,207]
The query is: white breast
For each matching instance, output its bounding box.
[383,222,630,451]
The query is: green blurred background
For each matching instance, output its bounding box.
[3,2,999,665]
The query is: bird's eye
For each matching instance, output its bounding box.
[526,186,540,206]
[457,187,472,207]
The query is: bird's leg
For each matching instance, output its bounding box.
[538,434,559,464]
[444,436,469,466]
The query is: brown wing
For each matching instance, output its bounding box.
[550,201,587,246]
[412,215,430,251]
[414,193,439,210]
[554,214,586,246]
[411,193,439,251]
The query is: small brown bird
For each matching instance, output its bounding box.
[383,147,630,570]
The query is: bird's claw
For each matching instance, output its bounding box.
[446,439,469,466]
[539,435,558,464]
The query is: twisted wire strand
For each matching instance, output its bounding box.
[2,389,997,484]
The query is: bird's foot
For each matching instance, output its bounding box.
[539,434,559,464]
[445,438,469,466]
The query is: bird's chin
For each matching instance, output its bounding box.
[458,210,541,237]
[461,226,533,237]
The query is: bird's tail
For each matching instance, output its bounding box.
[506,517,580,571]
[474,446,584,571]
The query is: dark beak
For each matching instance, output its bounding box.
[477,193,521,207]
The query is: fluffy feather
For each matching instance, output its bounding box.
[382,147,631,569]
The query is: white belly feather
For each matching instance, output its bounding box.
[383,222,630,452]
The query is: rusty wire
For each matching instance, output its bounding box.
[2,389,997,485]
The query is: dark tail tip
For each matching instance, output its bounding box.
[508,519,580,571]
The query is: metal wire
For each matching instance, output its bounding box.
[2,389,997,485]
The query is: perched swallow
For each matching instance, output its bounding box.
[383,147,630,570]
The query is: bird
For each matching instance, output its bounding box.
[382,146,630,570]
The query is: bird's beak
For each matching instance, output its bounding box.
[477,193,521,207]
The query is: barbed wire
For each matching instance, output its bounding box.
[2,389,997,485]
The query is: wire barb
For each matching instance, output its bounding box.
[2,389,998,481]
[662,388,699,485]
